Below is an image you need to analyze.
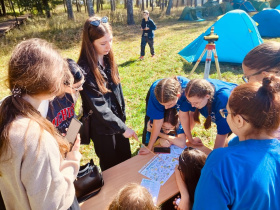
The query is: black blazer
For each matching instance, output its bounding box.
[79,60,127,135]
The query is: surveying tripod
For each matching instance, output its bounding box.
[189,26,222,80]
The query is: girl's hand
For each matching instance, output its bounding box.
[190,137,203,146]
[146,121,152,132]
[159,138,172,147]
[123,128,138,140]
[138,146,150,155]
[66,134,82,161]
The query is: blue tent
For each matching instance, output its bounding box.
[277,4,280,10]
[253,9,280,37]
[232,0,257,12]
[178,10,263,64]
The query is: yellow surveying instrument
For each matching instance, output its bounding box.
[188,26,222,80]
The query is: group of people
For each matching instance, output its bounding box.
[0,12,280,210]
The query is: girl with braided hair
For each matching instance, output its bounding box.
[193,76,280,209]
[184,79,237,149]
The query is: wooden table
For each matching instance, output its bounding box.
[80,143,211,210]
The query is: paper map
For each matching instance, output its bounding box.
[139,145,187,185]
[140,178,161,205]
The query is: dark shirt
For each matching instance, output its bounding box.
[79,57,127,135]
[47,93,75,134]
[141,17,157,39]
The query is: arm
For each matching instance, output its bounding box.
[175,166,190,210]
[179,111,203,146]
[213,134,228,149]
[158,133,186,148]
[139,118,163,155]
[21,121,81,209]
[149,19,157,30]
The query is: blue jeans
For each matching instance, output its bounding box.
[140,36,154,56]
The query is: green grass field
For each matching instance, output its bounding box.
[1,6,280,165]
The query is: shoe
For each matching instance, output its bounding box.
[139,56,144,60]
[151,55,155,58]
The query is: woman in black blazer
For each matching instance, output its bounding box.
[78,16,138,171]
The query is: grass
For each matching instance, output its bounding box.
[1,6,280,166]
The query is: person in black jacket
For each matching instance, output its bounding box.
[77,16,138,171]
[139,10,157,60]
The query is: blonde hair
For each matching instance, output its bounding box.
[108,183,159,210]
[0,38,71,160]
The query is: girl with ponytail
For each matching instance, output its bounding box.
[193,76,280,209]
[185,79,237,149]
[0,39,81,209]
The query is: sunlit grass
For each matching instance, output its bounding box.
[1,6,280,165]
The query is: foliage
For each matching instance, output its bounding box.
[1,6,280,166]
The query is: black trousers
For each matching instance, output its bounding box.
[140,36,155,56]
[142,89,151,145]
[90,129,131,171]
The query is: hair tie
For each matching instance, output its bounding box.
[12,87,22,97]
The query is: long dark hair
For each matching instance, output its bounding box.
[228,76,280,136]
[179,148,207,208]
[0,38,70,161]
[77,16,119,94]
[243,42,280,74]
[185,79,214,129]
[164,108,179,135]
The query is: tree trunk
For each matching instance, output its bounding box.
[124,0,127,9]
[146,0,148,8]
[96,0,100,12]
[141,0,144,10]
[110,0,115,11]
[127,0,135,25]
[0,0,6,16]
[66,0,74,19]
[63,0,67,12]
[136,0,139,7]
[87,0,94,16]
[166,0,172,15]
[42,0,51,18]
[176,0,179,7]
[152,0,154,10]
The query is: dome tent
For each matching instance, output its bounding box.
[178,10,263,64]
[252,9,280,37]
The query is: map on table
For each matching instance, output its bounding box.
[141,178,161,205]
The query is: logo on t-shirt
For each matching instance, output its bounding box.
[52,103,75,127]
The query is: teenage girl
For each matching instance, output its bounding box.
[77,16,137,171]
[174,148,207,210]
[140,76,200,155]
[146,108,186,148]
[233,41,280,141]
[193,76,280,209]
[108,183,159,210]
[184,79,237,149]
[47,58,85,134]
[0,39,81,209]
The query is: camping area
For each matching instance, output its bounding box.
[1,1,280,166]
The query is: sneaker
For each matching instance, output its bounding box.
[139,56,144,60]
[151,55,155,58]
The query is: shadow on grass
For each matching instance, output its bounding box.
[119,59,138,67]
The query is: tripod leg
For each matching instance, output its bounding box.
[204,49,212,79]
[213,49,222,80]
[189,48,207,77]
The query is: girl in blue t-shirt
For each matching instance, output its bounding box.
[193,76,280,210]
[140,76,201,155]
[146,108,186,148]
[184,78,237,149]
